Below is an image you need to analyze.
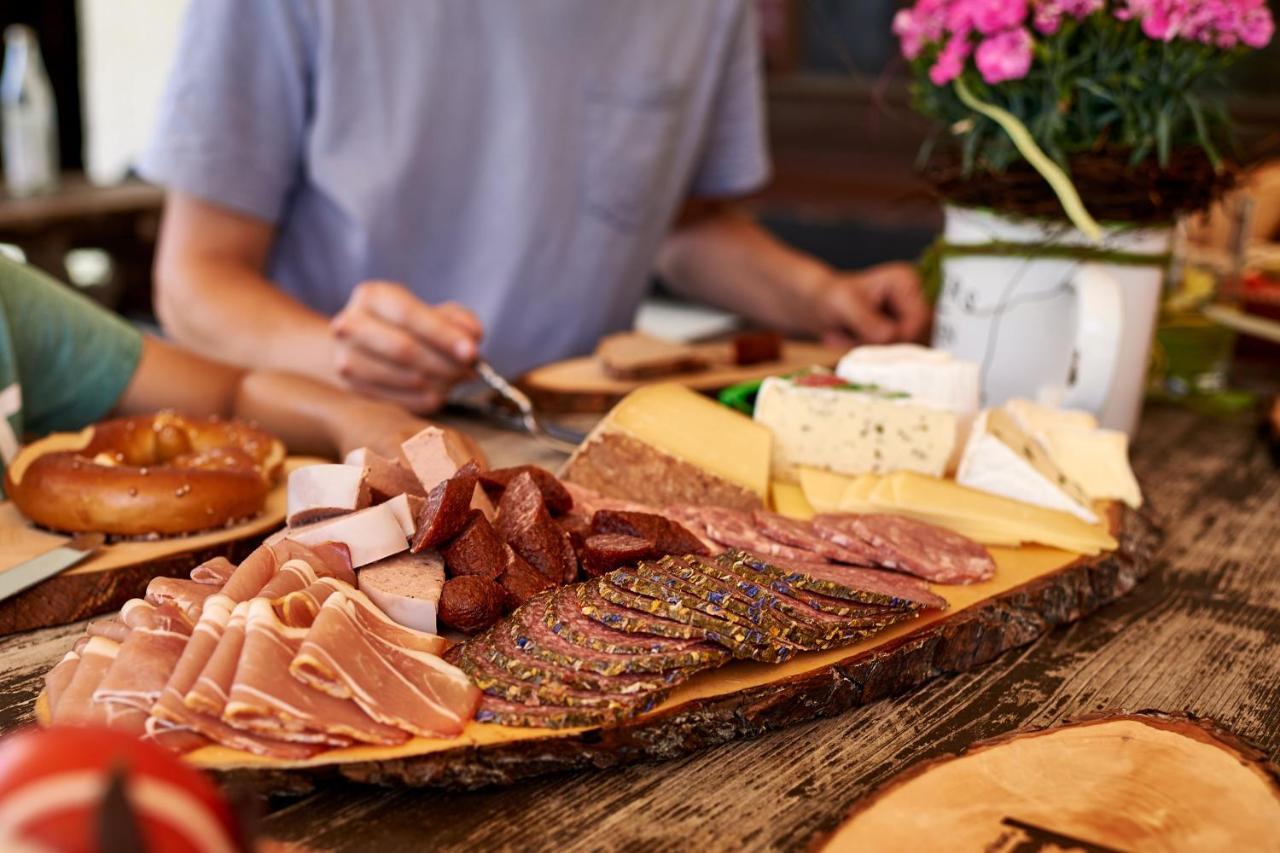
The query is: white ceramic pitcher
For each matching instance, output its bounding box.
[931,206,1173,435]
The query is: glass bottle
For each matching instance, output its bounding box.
[1,24,59,197]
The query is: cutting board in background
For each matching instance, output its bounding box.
[519,340,844,413]
[0,457,319,636]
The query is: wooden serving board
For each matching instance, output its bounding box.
[819,711,1280,851]
[178,504,1159,795]
[0,458,321,636]
[519,340,844,413]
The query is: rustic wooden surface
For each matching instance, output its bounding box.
[0,403,1276,852]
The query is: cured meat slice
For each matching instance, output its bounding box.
[595,574,795,663]
[44,650,80,718]
[697,506,818,563]
[224,599,408,746]
[438,575,505,633]
[291,590,480,738]
[581,534,657,578]
[497,471,577,584]
[561,482,656,519]
[93,601,192,714]
[189,556,236,586]
[542,586,728,665]
[85,617,130,643]
[51,636,132,729]
[442,511,507,579]
[498,547,556,611]
[182,601,249,718]
[753,510,875,566]
[729,552,948,611]
[340,584,449,657]
[479,466,573,515]
[506,593,703,676]
[273,578,342,627]
[575,582,712,644]
[411,461,481,552]
[590,510,709,556]
[457,636,666,712]
[222,540,355,602]
[841,514,996,584]
[145,577,218,624]
[475,694,634,729]
[662,506,727,556]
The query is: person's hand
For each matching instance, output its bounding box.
[810,262,930,348]
[330,281,482,414]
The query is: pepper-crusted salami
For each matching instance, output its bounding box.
[752,509,875,565]
[497,471,578,583]
[442,511,507,579]
[581,534,658,578]
[843,514,996,584]
[411,461,481,552]
[498,547,556,611]
[438,575,505,633]
[479,465,573,515]
[590,509,710,556]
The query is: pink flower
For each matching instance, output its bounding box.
[975,26,1035,82]
[966,0,1031,34]
[1033,0,1104,33]
[930,29,975,84]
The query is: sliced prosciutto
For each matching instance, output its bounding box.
[92,601,192,715]
[145,577,219,624]
[223,599,408,746]
[189,556,236,586]
[182,601,249,718]
[291,589,478,738]
[44,650,81,719]
[51,636,146,733]
[273,578,343,627]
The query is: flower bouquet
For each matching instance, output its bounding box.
[892,0,1274,433]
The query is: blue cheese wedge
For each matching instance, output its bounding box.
[753,376,956,482]
[956,411,1098,523]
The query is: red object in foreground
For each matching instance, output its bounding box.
[0,725,242,853]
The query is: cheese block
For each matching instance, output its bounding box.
[754,376,956,482]
[879,471,1115,554]
[835,344,980,417]
[1005,398,1098,434]
[560,383,772,511]
[1034,425,1142,508]
[770,481,815,520]
[957,411,1097,524]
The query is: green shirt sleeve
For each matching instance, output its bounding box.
[0,256,143,437]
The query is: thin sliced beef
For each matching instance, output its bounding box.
[840,514,996,584]
[590,510,709,556]
[479,465,573,515]
[576,582,713,644]
[753,510,875,566]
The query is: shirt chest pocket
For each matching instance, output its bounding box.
[581,81,688,232]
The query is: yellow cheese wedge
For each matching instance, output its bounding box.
[880,471,1115,554]
[836,474,883,514]
[797,467,857,514]
[561,384,772,511]
[770,481,814,520]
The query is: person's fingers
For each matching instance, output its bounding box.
[344,377,449,415]
[436,302,484,339]
[333,341,434,391]
[350,282,479,364]
[867,263,930,341]
[821,282,897,345]
[333,306,461,379]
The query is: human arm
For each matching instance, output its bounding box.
[657,201,929,346]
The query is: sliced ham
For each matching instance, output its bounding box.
[291,590,478,738]
[223,600,406,746]
[182,600,249,718]
[85,617,130,643]
[286,463,370,527]
[145,577,219,624]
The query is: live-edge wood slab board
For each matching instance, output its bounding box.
[182,504,1158,794]
[0,458,322,635]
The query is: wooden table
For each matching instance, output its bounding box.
[0,403,1276,852]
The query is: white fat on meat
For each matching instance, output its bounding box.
[287,503,409,568]
[286,463,370,526]
[399,426,495,518]
[357,551,445,634]
[381,492,425,539]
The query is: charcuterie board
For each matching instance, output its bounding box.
[114,503,1155,794]
[0,458,320,636]
[818,711,1280,850]
[519,340,844,413]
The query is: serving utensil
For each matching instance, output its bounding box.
[0,532,106,604]
[473,360,584,454]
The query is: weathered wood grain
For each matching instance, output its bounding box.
[1,403,1276,853]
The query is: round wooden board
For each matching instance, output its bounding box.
[190,505,1160,794]
[0,457,322,635]
[818,711,1280,852]
[519,340,845,413]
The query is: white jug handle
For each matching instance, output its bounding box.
[1060,263,1124,412]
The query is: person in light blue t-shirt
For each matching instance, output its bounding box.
[142,0,928,414]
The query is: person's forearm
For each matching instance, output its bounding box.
[234,371,394,459]
[657,204,833,335]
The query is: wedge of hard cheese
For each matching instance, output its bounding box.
[561,383,771,511]
[770,481,815,520]
[754,375,956,483]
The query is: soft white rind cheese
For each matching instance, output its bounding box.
[957,412,1098,523]
[754,377,956,482]
[836,344,980,416]
[1035,425,1143,507]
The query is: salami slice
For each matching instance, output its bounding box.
[442,511,507,579]
[728,551,948,611]
[753,510,875,566]
[590,510,709,556]
[697,507,818,563]
[410,461,481,551]
[479,465,573,515]
[542,586,727,665]
[844,514,996,584]
[659,506,726,555]
[581,534,658,578]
